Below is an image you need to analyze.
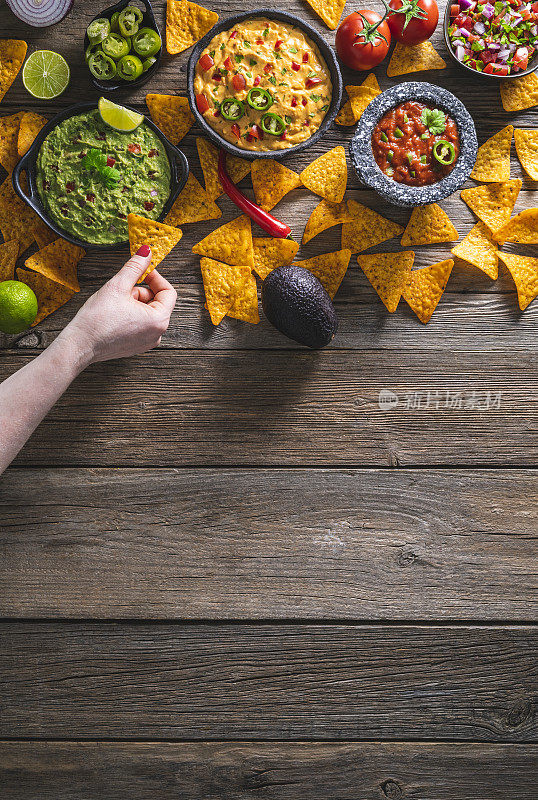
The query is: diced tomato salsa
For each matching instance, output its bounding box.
[371,101,460,187]
[448,0,538,75]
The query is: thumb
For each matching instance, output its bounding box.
[113,245,152,291]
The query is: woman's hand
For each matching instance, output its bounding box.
[59,245,177,366]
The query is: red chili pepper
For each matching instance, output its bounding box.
[65,181,75,193]
[196,93,210,113]
[224,56,233,70]
[291,61,301,71]
[128,143,141,154]
[144,201,155,211]
[231,123,241,140]
[256,38,264,45]
[147,150,158,158]
[279,131,286,140]
[248,124,263,140]
[232,72,246,91]
[275,39,283,49]
[212,71,222,81]
[291,96,297,107]
[106,157,116,167]
[306,77,322,88]
[264,62,273,73]
[302,52,309,63]
[198,53,214,72]
[217,149,292,239]
[253,75,261,86]
[302,97,307,107]
[229,30,237,39]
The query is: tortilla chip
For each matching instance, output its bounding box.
[166,0,218,55]
[251,159,301,211]
[341,199,404,254]
[293,249,351,298]
[498,253,538,310]
[471,125,513,183]
[460,179,522,233]
[164,173,221,228]
[145,94,194,145]
[493,208,538,245]
[17,112,47,157]
[451,222,498,280]
[16,267,74,326]
[336,75,381,126]
[514,129,538,181]
[196,136,250,200]
[401,203,458,247]
[300,146,347,203]
[0,40,27,104]
[200,256,251,325]
[387,41,446,77]
[24,238,85,292]
[193,214,254,267]
[0,111,23,173]
[0,239,18,281]
[128,213,183,281]
[0,174,39,254]
[402,259,453,324]
[252,237,299,280]
[303,199,354,244]
[228,272,260,323]
[357,251,415,312]
[500,72,538,113]
[33,219,57,250]
[304,0,346,29]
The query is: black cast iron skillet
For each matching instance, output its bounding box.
[187,9,343,160]
[84,0,162,93]
[12,101,189,251]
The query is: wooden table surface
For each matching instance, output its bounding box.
[1,1,536,797]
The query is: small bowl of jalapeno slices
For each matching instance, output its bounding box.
[84,0,162,92]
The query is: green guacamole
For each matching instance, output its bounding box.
[36,110,171,245]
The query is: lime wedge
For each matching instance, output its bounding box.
[98,97,144,132]
[22,50,70,100]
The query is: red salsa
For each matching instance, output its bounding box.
[372,101,460,187]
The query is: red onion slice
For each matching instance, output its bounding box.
[6,0,73,27]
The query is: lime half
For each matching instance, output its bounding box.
[22,50,70,100]
[98,97,144,132]
[0,281,38,334]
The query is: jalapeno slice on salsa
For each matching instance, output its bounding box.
[220,97,246,121]
[101,33,131,60]
[433,140,456,166]
[132,27,161,58]
[88,50,117,79]
[260,112,286,136]
[246,87,274,112]
[117,54,144,81]
[87,18,111,46]
[118,5,144,37]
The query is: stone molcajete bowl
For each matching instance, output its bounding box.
[349,82,478,207]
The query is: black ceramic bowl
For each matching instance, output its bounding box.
[186,9,343,160]
[84,0,162,93]
[12,102,189,251]
[349,82,477,208]
[443,2,538,81]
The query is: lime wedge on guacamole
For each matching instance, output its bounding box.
[23,50,70,99]
[0,281,38,334]
[98,97,144,132]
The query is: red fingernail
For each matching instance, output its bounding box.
[137,244,151,257]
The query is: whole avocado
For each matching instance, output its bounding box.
[261,265,338,349]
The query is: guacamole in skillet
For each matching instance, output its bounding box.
[36,109,171,245]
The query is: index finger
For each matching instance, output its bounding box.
[144,268,177,313]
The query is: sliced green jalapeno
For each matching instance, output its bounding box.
[117,54,144,81]
[118,6,143,37]
[220,97,245,121]
[432,139,456,166]
[110,11,121,32]
[88,50,117,79]
[246,87,273,111]
[85,43,100,63]
[132,27,161,57]
[87,18,110,45]
[142,56,157,72]
[260,112,286,136]
[394,127,404,138]
[102,33,131,60]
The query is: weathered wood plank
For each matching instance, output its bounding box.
[1,741,537,800]
[1,468,536,620]
[1,624,536,740]
[0,350,535,466]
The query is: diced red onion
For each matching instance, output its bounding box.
[6,0,73,26]
[150,189,158,197]
[458,27,471,38]
[498,48,511,60]
[511,13,523,25]
[455,44,466,61]
[459,0,474,9]
[488,41,501,51]
[482,2,495,19]
[474,20,486,34]
[530,25,538,36]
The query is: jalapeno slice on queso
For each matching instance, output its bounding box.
[194,17,332,151]
[371,101,460,187]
